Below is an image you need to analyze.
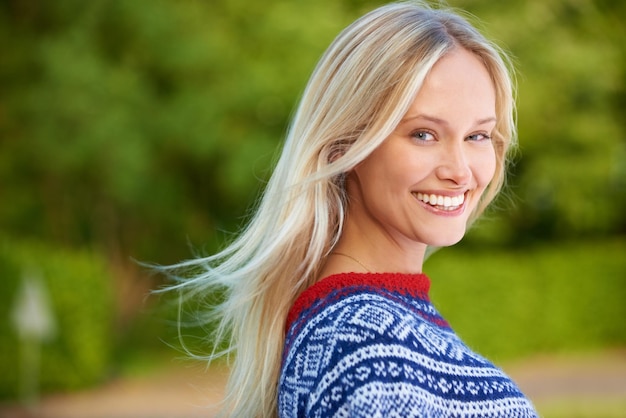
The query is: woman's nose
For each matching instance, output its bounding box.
[436,143,472,185]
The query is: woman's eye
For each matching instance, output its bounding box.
[411,130,435,142]
[467,133,492,142]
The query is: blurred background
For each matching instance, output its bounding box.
[0,0,624,417]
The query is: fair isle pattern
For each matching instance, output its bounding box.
[279,273,538,418]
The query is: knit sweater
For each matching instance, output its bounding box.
[278,272,538,418]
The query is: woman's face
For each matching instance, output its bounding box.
[347,48,497,250]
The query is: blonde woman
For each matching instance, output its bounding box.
[163,2,538,417]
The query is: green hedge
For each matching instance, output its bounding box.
[0,238,114,400]
[426,238,626,362]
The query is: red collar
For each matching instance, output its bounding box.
[286,272,431,331]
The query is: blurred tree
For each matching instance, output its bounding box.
[0,0,624,265]
[456,0,626,243]
[0,0,357,265]
[0,0,624,380]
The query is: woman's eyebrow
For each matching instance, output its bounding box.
[401,114,448,125]
[401,114,497,126]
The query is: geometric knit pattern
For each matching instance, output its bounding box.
[279,272,538,417]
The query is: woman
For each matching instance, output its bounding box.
[162,2,538,417]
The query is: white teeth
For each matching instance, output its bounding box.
[415,192,465,209]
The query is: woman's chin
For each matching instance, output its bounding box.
[425,230,466,248]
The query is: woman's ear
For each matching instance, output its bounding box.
[328,147,344,163]
[327,139,352,164]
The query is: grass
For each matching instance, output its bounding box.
[137,237,626,365]
[425,237,626,361]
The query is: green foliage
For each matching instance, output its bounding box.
[456,0,626,241]
[0,238,114,400]
[426,238,626,361]
[0,0,625,380]
[0,0,370,263]
[0,0,624,265]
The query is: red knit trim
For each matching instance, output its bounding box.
[286,272,431,332]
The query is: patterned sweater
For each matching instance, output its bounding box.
[278,272,538,417]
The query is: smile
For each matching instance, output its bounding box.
[413,192,465,211]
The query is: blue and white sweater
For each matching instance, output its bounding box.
[278,272,538,417]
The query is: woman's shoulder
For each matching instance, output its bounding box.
[279,277,441,417]
[281,272,464,383]
[282,272,466,367]
[279,273,538,417]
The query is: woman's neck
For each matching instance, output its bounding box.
[320,225,427,279]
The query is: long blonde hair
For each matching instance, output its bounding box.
[161,2,516,417]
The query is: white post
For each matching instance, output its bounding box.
[11,269,56,407]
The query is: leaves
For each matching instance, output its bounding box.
[0,0,624,265]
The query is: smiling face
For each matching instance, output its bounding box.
[343,47,497,265]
